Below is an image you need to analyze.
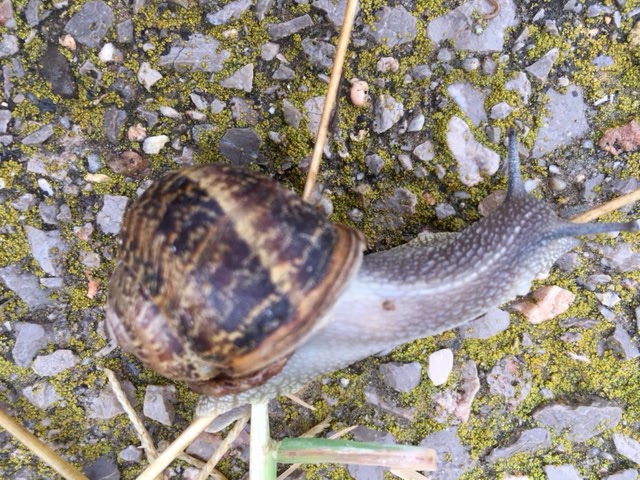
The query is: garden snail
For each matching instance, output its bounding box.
[106,131,638,415]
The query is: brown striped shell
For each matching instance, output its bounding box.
[106,164,364,396]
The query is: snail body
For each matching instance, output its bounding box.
[106,132,638,415]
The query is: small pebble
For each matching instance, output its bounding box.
[349,79,370,107]
[142,135,170,154]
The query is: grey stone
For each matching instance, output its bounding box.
[22,124,54,145]
[281,99,301,129]
[369,6,417,48]
[435,203,456,219]
[413,140,435,161]
[488,428,551,462]
[593,55,615,68]
[10,193,36,211]
[407,113,425,132]
[605,470,638,480]
[598,243,640,272]
[427,0,518,52]
[420,427,474,480]
[22,382,60,410]
[544,464,583,480]
[39,46,77,98]
[0,34,18,58]
[487,356,532,408]
[505,71,532,103]
[116,19,134,43]
[12,323,48,367]
[33,349,79,376]
[0,109,11,133]
[24,0,41,27]
[412,64,432,79]
[458,307,511,339]
[254,0,273,20]
[610,324,640,360]
[219,64,253,92]
[447,82,488,126]
[84,454,120,480]
[86,154,102,173]
[533,400,622,442]
[260,42,279,61]
[532,85,588,158]
[379,362,421,392]
[143,385,176,426]
[312,0,358,28]
[365,154,384,175]
[614,434,640,464]
[526,48,559,83]
[446,116,500,186]
[302,38,335,69]
[64,1,114,48]
[88,389,125,420]
[490,102,513,120]
[38,202,58,225]
[267,15,314,40]
[273,64,295,80]
[103,107,127,144]
[0,265,51,309]
[159,35,230,73]
[583,173,605,203]
[0,0,16,29]
[373,94,404,133]
[205,0,251,25]
[397,154,412,171]
[24,226,68,276]
[118,446,143,463]
[229,97,258,125]
[364,387,415,420]
[219,128,261,165]
[97,195,129,235]
[304,96,324,137]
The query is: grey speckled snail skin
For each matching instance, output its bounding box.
[106,131,639,416]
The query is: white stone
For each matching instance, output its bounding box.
[143,135,170,154]
[137,62,163,91]
[427,349,454,386]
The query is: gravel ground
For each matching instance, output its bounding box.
[1,0,640,479]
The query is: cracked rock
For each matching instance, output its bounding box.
[12,323,49,367]
[219,128,261,165]
[373,95,404,133]
[97,195,129,235]
[0,265,51,309]
[24,226,68,276]
[379,362,421,393]
[159,35,230,73]
[526,48,559,83]
[447,82,488,127]
[32,349,79,377]
[267,15,313,40]
[533,401,623,442]
[143,385,176,426]
[205,0,251,25]
[488,428,551,462]
[369,6,417,48]
[219,64,254,92]
[427,0,518,51]
[446,116,500,186]
[64,1,114,49]
[22,382,60,410]
[613,434,640,464]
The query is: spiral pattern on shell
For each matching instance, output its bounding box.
[106,164,364,396]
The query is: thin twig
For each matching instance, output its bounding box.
[302,0,359,201]
[276,418,357,480]
[570,187,640,223]
[104,368,159,464]
[137,415,219,480]
[284,393,316,410]
[0,406,88,480]
[197,413,250,480]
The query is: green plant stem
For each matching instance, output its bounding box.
[250,401,277,480]
[275,438,436,471]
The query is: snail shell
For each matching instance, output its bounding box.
[106,164,364,396]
